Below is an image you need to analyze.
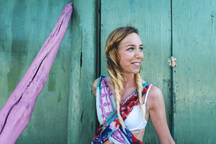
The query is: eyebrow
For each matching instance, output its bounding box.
[127,44,143,47]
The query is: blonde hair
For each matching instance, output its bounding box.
[105,26,144,129]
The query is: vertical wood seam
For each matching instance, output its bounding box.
[96,0,101,78]
[170,0,175,139]
[95,0,101,130]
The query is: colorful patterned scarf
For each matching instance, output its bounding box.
[92,76,151,144]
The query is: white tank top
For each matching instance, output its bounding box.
[124,84,152,131]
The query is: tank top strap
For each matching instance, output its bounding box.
[144,83,152,104]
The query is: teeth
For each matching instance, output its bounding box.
[132,62,141,66]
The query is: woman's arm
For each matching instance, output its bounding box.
[148,86,175,144]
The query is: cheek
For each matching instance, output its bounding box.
[141,53,144,60]
[119,53,134,67]
[119,51,134,60]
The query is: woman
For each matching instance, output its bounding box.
[92,26,175,144]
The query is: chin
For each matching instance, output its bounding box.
[124,68,140,74]
[131,69,140,74]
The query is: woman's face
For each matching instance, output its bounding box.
[118,33,144,74]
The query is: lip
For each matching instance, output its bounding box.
[131,62,141,66]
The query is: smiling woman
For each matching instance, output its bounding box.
[118,33,144,74]
[91,26,175,144]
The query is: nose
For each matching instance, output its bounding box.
[135,48,144,59]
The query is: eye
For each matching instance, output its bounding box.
[139,47,143,51]
[127,47,134,51]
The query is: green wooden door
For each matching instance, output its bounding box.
[67,0,97,143]
[100,0,172,143]
[0,0,97,144]
[173,0,216,143]
[0,0,71,143]
[1,0,216,143]
[100,0,216,143]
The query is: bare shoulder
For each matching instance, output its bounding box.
[148,85,164,109]
[149,85,163,99]
[92,78,99,97]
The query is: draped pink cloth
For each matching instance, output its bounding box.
[0,3,73,144]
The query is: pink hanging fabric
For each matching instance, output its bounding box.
[0,3,73,144]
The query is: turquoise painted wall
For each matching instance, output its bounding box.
[0,0,97,144]
[0,0,215,143]
[173,0,216,143]
[100,0,171,143]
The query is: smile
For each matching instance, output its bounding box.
[131,62,141,66]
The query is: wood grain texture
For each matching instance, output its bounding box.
[66,0,97,143]
[0,0,96,144]
[1,0,215,143]
[0,3,72,144]
[100,0,171,143]
[173,0,216,143]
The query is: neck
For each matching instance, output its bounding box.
[122,73,136,88]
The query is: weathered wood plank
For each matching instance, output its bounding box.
[0,0,74,144]
[66,0,97,143]
[100,0,171,143]
[0,3,72,144]
[173,0,216,143]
